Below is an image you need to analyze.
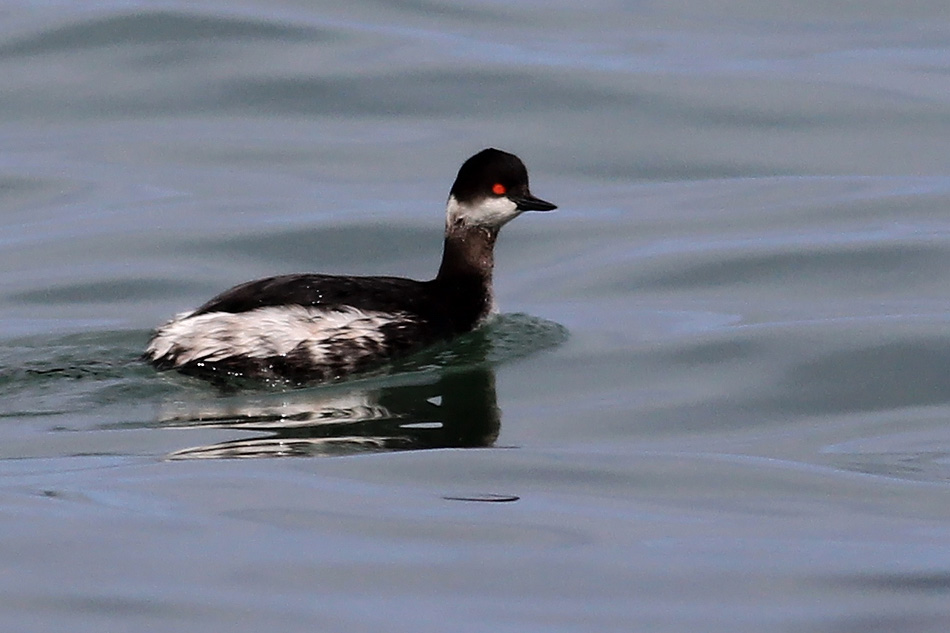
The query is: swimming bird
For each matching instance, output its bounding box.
[145,148,556,384]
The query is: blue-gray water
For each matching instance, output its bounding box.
[3,2,950,631]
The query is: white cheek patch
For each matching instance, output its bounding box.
[446,194,521,228]
[145,305,412,368]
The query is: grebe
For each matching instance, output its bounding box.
[145,148,556,383]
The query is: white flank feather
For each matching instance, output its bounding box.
[145,305,412,367]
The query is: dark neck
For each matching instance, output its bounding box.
[436,224,497,283]
[432,224,498,330]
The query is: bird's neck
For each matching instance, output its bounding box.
[436,223,497,283]
[433,223,498,328]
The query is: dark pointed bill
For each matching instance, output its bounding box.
[510,193,557,212]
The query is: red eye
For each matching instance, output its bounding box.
[492,183,506,195]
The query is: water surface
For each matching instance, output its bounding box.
[2,2,950,631]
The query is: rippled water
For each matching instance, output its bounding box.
[3,2,950,631]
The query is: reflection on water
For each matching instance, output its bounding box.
[162,365,500,459]
[152,314,567,458]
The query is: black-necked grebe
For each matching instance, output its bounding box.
[145,148,556,383]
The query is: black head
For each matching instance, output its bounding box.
[448,148,557,214]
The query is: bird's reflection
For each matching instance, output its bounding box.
[160,363,500,459]
[155,313,567,459]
